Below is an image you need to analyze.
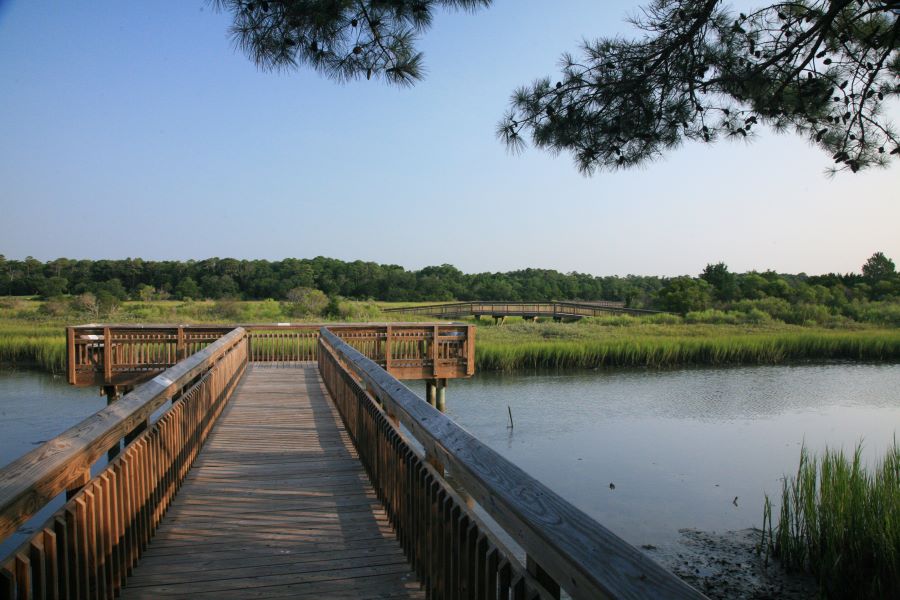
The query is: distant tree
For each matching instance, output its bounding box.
[283,286,329,317]
[862,251,896,281]
[72,292,100,318]
[215,0,899,175]
[38,276,68,299]
[655,276,713,313]
[137,284,156,302]
[700,262,737,301]
[175,277,202,300]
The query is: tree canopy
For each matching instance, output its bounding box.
[214,0,900,174]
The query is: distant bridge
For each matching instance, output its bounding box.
[384,300,664,322]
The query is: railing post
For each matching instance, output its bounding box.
[432,325,439,378]
[466,325,476,377]
[65,469,90,501]
[384,325,392,374]
[66,326,76,384]
[526,555,561,599]
[103,327,112,384]
[176,327,185,361]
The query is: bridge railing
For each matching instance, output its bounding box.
[0,328,248,599]
[384,301,661,319]
[68,323,475,386]
[318,328,703,600]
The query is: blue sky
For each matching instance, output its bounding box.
[1,0,897,276]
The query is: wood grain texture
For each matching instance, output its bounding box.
[320,328,705,600]
[120,365,423,599]
[0,329,248,542]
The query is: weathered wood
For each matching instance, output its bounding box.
[0,329,247,541]
[118,366,423,599]
[68,323,474,387]
[319,327,705,600]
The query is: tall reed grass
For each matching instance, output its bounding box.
[761,442,900,598]
[477,330,900,371]
[0,325,66,372]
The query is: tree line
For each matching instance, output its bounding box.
[0,253,896,323]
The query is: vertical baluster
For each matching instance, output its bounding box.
[27,538,44,600]
[14,554,31,600]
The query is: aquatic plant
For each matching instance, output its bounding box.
[762,441,900,598]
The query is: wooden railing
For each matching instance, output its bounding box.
[317,328,703,600]
[0,328,248,598]
[68,323,475,386]
[384,301,663,319]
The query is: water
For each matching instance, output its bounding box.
[0,370,104,557]
[418,363,900,548]
[0,370,105,468]
[1,364,898,556]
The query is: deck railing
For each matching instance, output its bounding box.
[318,328,703,600]
[0,328,248,598]
[384,301,662,319]
[68,323,474,386]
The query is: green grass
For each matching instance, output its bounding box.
[1,299,898,374]
[0,323,67,372]
[474,320,900,370]
[761,442,900,598]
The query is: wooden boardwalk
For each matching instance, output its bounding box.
[120,365,424,599]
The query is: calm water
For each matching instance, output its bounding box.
[414,363,900,548]
[0,370,104,557]
[1,364,899,554]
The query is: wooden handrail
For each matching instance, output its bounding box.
[67,323,475,386]
[383,301,664,317]
[318,327,703,600]
[0,327,248,541]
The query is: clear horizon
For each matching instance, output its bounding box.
[1,1,898,278]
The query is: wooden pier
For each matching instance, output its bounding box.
[121,366,422,598]
[0,323,704,599]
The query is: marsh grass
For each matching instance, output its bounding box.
[1,299,898,374]
[476,322,900,370]
[0,324,67,372]
[762,442,900,598]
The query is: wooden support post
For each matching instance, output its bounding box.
[432,325,439,378]
[176,327,185,361]
[384,325,392,374]
[466,325,476,377]
[436,379,446,412]
[527,555,561,599]
[104,386,122,459]
[66,326,76,384]
[103,326,112,384]
[426,380,436,407]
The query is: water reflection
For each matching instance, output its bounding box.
[425,363,900,546]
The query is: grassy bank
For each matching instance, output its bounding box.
[0,323,68,373]
[1,299,898,374]
[762,442,900,598]
[475,320,900,370]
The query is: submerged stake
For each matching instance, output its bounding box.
[507,405,514,429]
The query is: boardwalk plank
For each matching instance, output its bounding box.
[120,365,423,599]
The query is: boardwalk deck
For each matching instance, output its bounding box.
[120,365,424,599]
